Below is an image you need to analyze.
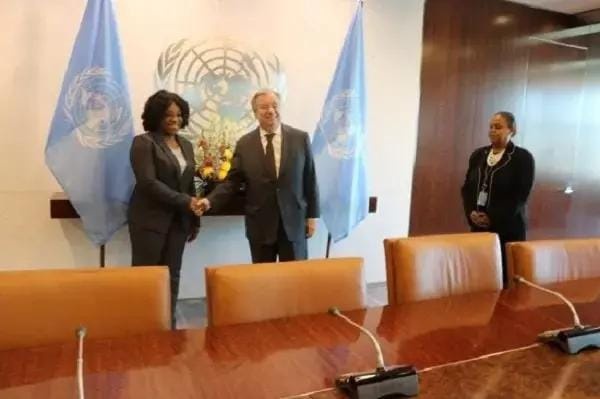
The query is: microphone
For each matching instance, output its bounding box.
[514,276,600,354]
[328,307,418,398]
[76,326,87,399]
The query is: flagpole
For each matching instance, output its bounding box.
[325,233,332,258]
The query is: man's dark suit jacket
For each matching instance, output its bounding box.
[128,131,199,234]
[208,124,320,244]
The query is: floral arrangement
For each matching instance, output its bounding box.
[194,115,241,194]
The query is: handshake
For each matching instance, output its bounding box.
[190,197,210,216]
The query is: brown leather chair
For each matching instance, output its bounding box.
[384,233,503,304]
[205,257,366,327]
[0,266,171,350]
[506,238,600,285]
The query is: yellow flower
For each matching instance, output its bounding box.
[223,148,233,160]
[220,161,231,172]
[217,169,228,180]
[201,166,214,178]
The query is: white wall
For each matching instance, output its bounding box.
[0,0,424,298]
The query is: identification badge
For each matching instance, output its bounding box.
[477,191,488,207]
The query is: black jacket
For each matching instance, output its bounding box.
[461,141,535,241]
[128,131,199,234]
[208,124,320,244]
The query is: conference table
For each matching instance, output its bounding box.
[1,278,600,398]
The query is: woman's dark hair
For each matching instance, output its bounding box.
[141,90,190,132]
[495,111,516,134]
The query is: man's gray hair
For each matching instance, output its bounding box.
[250,89,281,112]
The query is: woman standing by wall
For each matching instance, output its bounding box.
[461,111,535,286]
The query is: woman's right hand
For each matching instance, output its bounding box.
[469,211,480,226]
[189,198,202,215]
[470,211,490,228]
[477,212,490,228]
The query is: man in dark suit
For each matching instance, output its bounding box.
[201,89,320,262]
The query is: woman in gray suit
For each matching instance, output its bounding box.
[128,90,200,328]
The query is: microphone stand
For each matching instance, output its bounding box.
[514,276,600,354]
[76,326,87,399]
[328,308,418,398]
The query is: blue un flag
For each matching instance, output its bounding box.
[312,1,367,242]
[45,0,134,245]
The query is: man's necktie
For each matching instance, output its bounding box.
[265,133,277,180]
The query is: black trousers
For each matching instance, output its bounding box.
[129,221,188,329]
[249,218,307,263]
[499,232,526,288]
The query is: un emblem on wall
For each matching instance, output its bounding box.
[155,38,286,142]
[318,90,362,160]
[64,67,132,149]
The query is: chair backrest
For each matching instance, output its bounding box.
[0,266,171,350]
[205,257,366,327]
[507,238,600,285]
[384,232,503,304]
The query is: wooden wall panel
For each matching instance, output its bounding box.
[562,34,600,237]
[520,39,587,238]
[410,0,583,237]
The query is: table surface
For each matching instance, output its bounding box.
[2,278,600,399]
[292,345,600,399]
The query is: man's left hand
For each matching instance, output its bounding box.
[306,218,317,238]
